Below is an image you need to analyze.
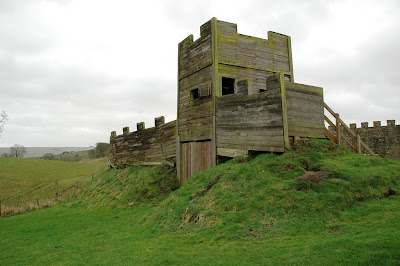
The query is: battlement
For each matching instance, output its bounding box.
[110,116,171,139]
[109,116,177,167]
[349,120,398,129]
[328,119,400,160]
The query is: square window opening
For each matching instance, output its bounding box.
[191,88,200,100]
[222,77,235,95]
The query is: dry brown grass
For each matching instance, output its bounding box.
[1,199,58,217]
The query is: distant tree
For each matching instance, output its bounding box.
[1,152,11,158]
[42,153,55,160]
[90,142,110,158]
[10,144,27,158]
[0,111,8,137]
[88,149,95,159]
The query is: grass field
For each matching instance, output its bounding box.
[51,149,93,162]
[1,196,399,265]
[1,139,399,264]
[0,158,107,207]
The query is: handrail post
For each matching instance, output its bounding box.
[357,135,362,154]
[336,113,341,145]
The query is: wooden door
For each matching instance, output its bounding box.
[180,141,212,185]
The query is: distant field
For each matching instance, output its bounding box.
[0,147,94,158]
[0,158,107,206]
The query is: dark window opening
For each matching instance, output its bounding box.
[217,155,232,165]
[284,74,291,81]
[222,77,235,95]
[191,88,199,100]
[259,88,267,93]
[248,150,284,158]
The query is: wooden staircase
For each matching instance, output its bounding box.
[324,103,376,156]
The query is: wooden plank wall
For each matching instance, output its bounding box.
[180,141,212,185]
[216,87,285,157]
[110,120,177,166]
[284,82,325,138]
[178,19,214,143]
[178,67,213,142]
[218,64,276,95]
[216,20,291,78]
[178,21,213,80]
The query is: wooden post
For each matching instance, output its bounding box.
[55,180,59,202]
[357,135,362,154]
[36,197,40,207]
[0,199,2,217]
[76,181,79,188]
[280,73,291,150]
[336,113,341,145]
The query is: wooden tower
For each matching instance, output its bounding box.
[177,18,325,184]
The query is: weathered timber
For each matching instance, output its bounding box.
[110,120,177,167]
[216,88,285,152]
[111,18,333,186]
[285,81,325,138]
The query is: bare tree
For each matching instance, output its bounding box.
[0,111,7,137]
[10,144,27,158]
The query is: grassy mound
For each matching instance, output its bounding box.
[67,139,400,240]
[142,139,399,239]
[66,164,178,208]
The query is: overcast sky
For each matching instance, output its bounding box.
[0,0,399,147]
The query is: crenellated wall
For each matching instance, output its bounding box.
[349,120,400,160]
[109,116,177,167]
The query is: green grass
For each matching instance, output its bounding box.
[1,139,400,264]
[1,197,399,265]
[0,158,107,205]
[51,150,94,162]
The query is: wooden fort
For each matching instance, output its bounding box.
[110,18,325,185]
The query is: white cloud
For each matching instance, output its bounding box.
[0,0,399,146]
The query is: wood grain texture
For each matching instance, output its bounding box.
[217,20,291,75]
[180,141,212,185]
[284,81,325,138]
[216,91,284,153]
[110,121,177,166]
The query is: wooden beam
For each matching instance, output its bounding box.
[361,140,376,156]
[280,73,291,150]
[336,113,341,146]
[324,115,336,131]
[325,128,337,143]
[339,118,357,138]
[341,133,357,152]
[324,102,336,117]
[287,35,294,82]
[357,135,362,154]
[211,17,218,167]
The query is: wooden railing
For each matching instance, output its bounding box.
[324,103,376,156]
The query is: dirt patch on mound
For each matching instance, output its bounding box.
[189,175,221,200]
[297,170,329,184]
